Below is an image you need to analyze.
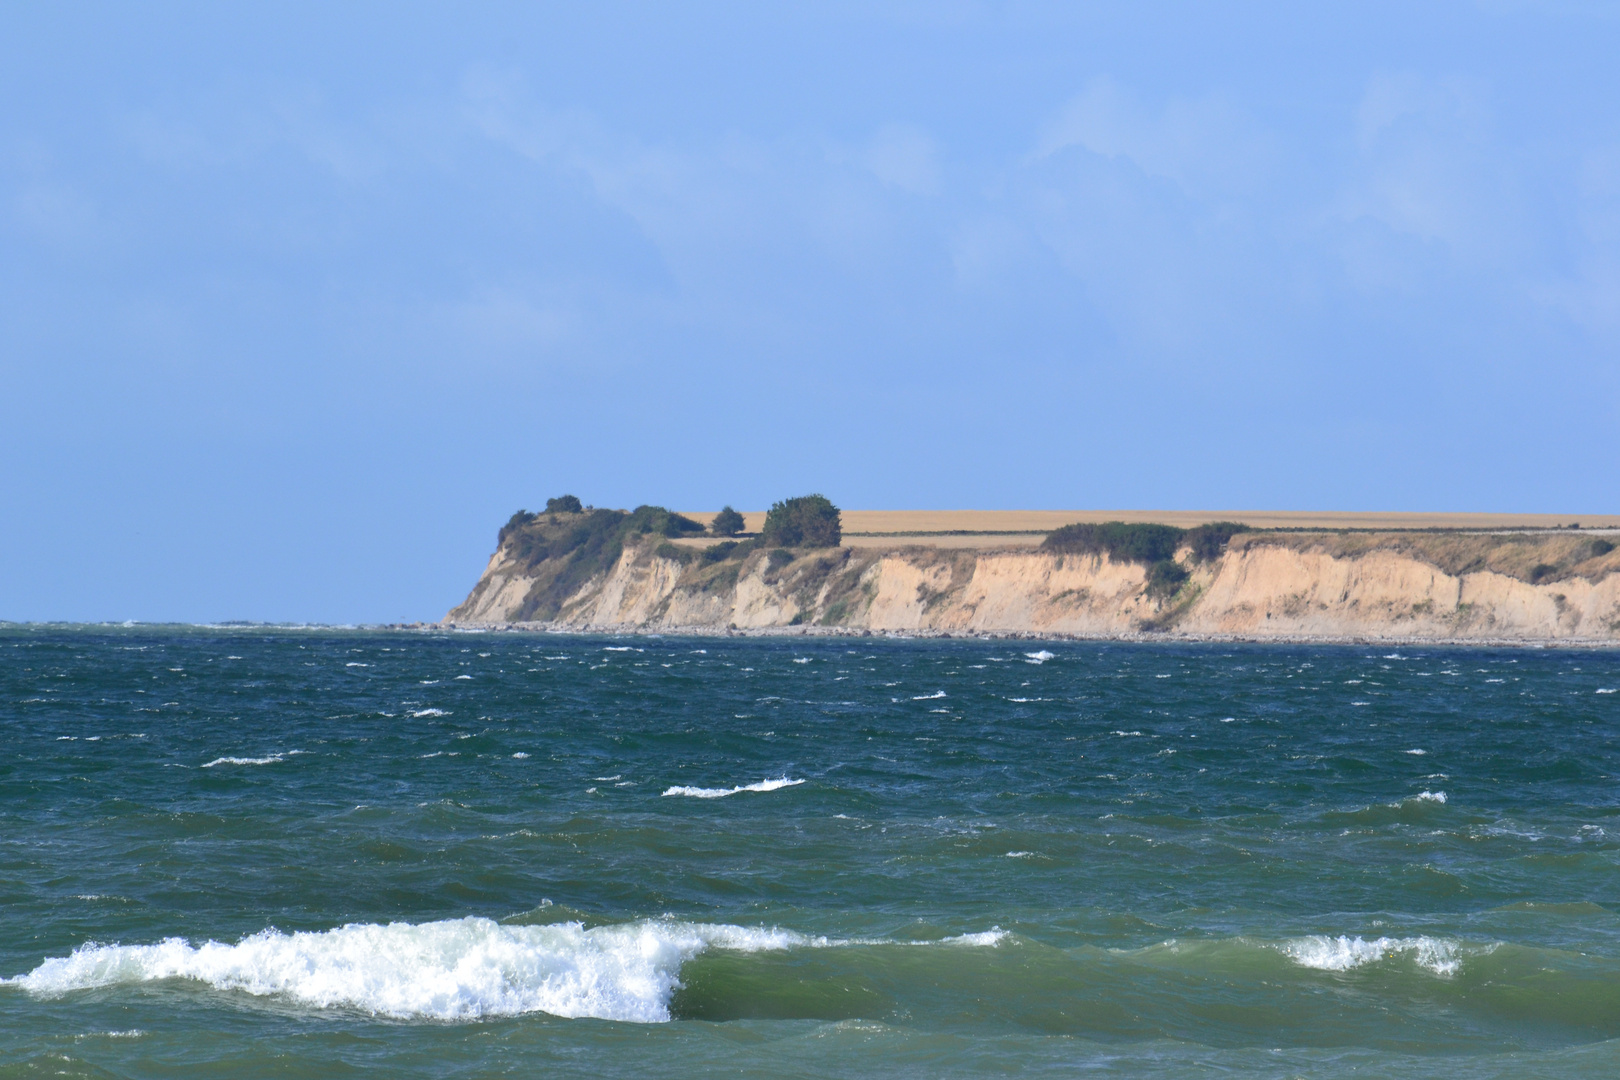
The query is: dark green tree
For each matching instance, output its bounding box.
[711,506,746,537]
[761,494,841,548]
[545,494,584,514]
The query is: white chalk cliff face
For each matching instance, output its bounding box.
[446,537,1620,642]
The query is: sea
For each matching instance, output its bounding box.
[3,625,1619,1078]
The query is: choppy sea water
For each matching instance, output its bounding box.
[3,627,1619,1078]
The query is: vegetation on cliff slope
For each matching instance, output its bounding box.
[1042,521,1251,599]
[495,499,705,621]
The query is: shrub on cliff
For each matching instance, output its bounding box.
[654,542,697,565]
[1042,522,1183,564]
[499,510,538,544]
[545,495,584,514]
[711,506,746,537]
[702,540,739,563]
[1043,520,1250,565]
[762,495,841,548]
[624,505,705,537]
[1184,522,1250,562]
[1145,559,1190,598]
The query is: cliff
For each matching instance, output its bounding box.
[446,518,1620,643]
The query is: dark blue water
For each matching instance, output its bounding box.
[3,626,1619,1077]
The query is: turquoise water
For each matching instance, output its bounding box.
[3,626,1619,1078]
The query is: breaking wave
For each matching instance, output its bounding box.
[661,777,804,798]
[5,917,1001,1022]
[1280,935,1473,976]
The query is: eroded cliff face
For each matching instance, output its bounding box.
[445,535,1620,642]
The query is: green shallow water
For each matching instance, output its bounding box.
[2,626,1618,1077]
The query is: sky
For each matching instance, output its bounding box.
[3,1,1618,623]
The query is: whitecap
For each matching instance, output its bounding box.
[1598,688,1617,694]
[411,709,449,718]
[661,777,804,799]
[792,658,811,664]
[6,918,811,1022]
[937,930,1008,947]
[511,753,530,759]
[1280,934,1467,976]
[7,916,1009,1022]
[911,691,946,700]
[1024,650,1055,663]
[1405,748,1427,755]
[201,755,283,768]
[1413,790,1447,803]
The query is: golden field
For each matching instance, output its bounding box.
[677,509,1620,543]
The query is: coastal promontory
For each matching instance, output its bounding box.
[446,499,1620,643]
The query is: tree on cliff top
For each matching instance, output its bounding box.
[545,494,584,514]
[762,495,841,548]
[711,506,746,537]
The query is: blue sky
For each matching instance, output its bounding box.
[3,1,1618,622]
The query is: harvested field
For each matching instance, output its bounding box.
[678,509,1620,537]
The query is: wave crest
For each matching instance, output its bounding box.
[661,777,803,799]
[7,918,823,1022]
[7,917,1011,1023]
[1280,934,1472,976]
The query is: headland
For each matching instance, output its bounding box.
[445,501,1620,645]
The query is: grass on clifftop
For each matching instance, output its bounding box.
[1234,531,1620,586]
[1038,520,1617,587]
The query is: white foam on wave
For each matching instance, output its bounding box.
[911,691,947,700]
[1598,688,1617,694]
[411,708,449,717]
[661,777,804,798]
[201,755,283,768]
[1280,935,1468,976]
[8,916,1007,1022]
[1412,790,1447,803]
[1024,650,1055,663]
